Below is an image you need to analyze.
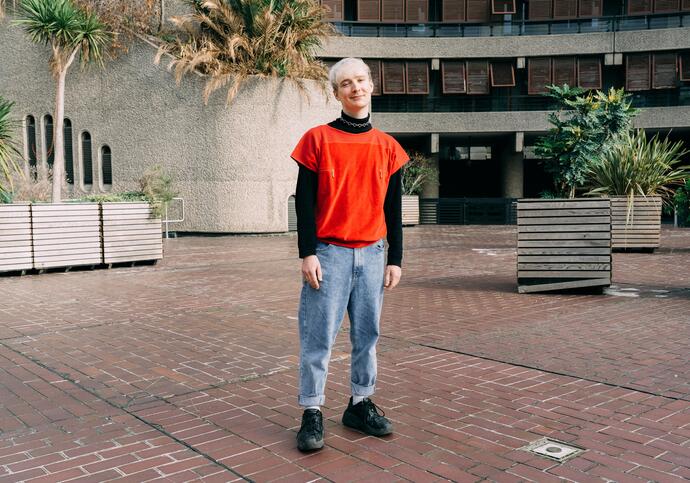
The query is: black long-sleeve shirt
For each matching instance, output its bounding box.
[295,112,403,267]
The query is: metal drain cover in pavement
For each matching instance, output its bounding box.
[523,439,584,462]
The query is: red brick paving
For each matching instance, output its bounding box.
[0,225,688,481]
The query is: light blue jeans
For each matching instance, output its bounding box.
[298,239,385,407]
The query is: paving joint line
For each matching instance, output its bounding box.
[0,341,254,483]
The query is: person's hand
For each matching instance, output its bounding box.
[384,265,401,290]
[302,255,322,290]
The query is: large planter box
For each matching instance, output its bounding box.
[31,203,102,270]
[102,202,162,264]
[611,196,661,251]
[402,195,420,226]
[517,198,612,293]
[0,204,33,273]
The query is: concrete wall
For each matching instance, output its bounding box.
[0,23,339,232]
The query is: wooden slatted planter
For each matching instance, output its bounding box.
[610,196,661,251]
[0,204,33,273]
[102,202,162,264]
[517,198,612,293]
[31,203,102,270]
[402,195,419,226]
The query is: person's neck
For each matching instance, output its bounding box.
[342,107,369,119]
[328,110,372,134]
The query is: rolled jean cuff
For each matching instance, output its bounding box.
[299,395,325,407]
[351,381,375,397]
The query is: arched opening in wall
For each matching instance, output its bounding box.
[101,145,112,189]
[82,131,93,187]
[64,118,74,184]
[44,114,54,168]
[25,115,37,177]
[287,195,297,231]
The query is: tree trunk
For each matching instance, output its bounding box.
[51,48,78,203]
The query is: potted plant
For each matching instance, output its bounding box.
[517,85,636,293]
[401,151,438,226]
[587,130,689,251]
[672,179,690,227]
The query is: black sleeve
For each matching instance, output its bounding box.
[295,164,318,259]
[384,169,403,267]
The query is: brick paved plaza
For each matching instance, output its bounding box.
[0,225,689,482]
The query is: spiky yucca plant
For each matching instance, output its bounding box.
[587,129,690,208]
[157,0,335,105]
[0,97,24,201]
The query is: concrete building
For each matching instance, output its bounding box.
[1,0,689,229]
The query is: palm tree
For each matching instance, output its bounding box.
[14,0,111,202]
[158,0,334,105]
[0,97,23,201]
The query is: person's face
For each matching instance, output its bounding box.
[333,63,373,115]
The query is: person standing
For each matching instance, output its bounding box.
[290,57,409,451]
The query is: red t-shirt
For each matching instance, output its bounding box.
[291,125,409,248]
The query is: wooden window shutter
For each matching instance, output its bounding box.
[492,0,517,13]
[381,0,405,20]
[681,53,690,81]
[490,62,515,86]
[626,53,651,91]
[628,0,652,14]
[577,57,601,89]
[443,0,465,20]
[358,0,381,20]
[528,58,552,94]
[652,53,677,88]
[382,61,406,94]
[552,56,576,87]
[654,0,679,11]
[442,61,466,93]
[406,0,429,20]
[529,0,552,18]
[364,60,382,95]
[578,0,602,16]
[321,0,344,20]
[466,0,489,20]
[683,0,690,10]
[553,0,577,17]
[466,61,490,94]
[406,62,429,94]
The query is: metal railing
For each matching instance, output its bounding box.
[332,12,690,37]
[163,197,184,238]
[421,198,517,225]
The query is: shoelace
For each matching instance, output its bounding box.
[362,399,386,419]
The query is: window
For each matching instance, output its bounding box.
[681,53,690,81]
[578,0,602,16]
[382,61,406,94]
[442,61,466,93]
[492,0,516,13]
[626,53,651,91]
[529,0,552,19]
[490,62,516,87]
[44,115,54,168]
[577,57,602,89]
[653,0,679,11]
[25,115,37,172]
[406,0,428,21]
[553,56,576,87]
[628,0,652,14]
[466,0,489,21]
[652,53,677,88]
[321,0,343,20]
[406,61,429,94]
[101,145,112,186]
[528,58,552,94]
[364,60,382,96]
[64,118,74,184]
[82,131,93,185]
[553,0,578,17]
[358,0,381,19]
[466,60,490,94]
[443,0,465,20]
[381,0,405,21]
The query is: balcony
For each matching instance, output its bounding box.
[331,12,690,37]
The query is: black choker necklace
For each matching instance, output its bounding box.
[339,116,371,128]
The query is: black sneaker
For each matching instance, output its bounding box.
[297,409,324,451]
[342,397,393,436]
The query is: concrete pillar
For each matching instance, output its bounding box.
[501,151,524,198]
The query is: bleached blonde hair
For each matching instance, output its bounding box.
[328,58,372,91]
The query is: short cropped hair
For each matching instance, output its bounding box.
[328,58,372,91]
